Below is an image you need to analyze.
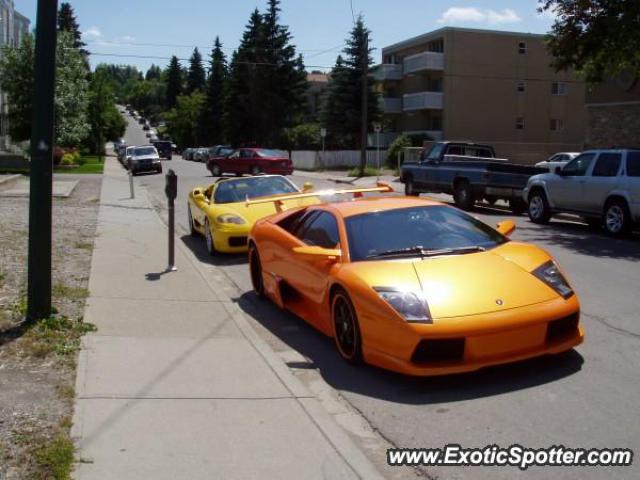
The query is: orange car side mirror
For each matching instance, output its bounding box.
[496,220,516,237]
[302,182,314,192]
[293,246,341,261]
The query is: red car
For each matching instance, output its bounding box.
[207,148,293,177]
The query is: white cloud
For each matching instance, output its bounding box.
[83,26,102,39]
[438,7,522,25]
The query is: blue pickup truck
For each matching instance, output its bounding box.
[400,141,546,213]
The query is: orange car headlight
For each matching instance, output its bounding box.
[374,287,432,323]
[532,261,574,299]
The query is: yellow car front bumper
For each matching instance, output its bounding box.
[211,224,251,253]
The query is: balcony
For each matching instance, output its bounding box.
[404,130,444,141]
[403,91,443,111]
[373,64,403,81]
[403,52,444,75]
[379,97,402,114]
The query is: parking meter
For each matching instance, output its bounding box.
[165,169,178,271]
[165,169,177,201]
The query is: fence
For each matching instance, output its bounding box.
[291,150,389,170]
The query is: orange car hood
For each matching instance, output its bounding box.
[348,247,557,319]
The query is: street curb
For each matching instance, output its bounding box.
[173,221,385,480]
[132,168,384,479]
[329,177,357,185]
[0,174,21,186]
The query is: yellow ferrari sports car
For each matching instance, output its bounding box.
[187,175,320,254]
[248,195,584,376]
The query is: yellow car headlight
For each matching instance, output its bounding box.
[216,214,246,225]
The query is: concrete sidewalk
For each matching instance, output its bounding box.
[72,157,383,479]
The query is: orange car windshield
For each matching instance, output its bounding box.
[345,206,508,262]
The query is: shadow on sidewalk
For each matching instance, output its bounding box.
[235,291,584,406]
[180,235,248,266]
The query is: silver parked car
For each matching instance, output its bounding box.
[127,146,162,175]
[524,149,640,236]
[535,152,580,172]
[194,147,209,162]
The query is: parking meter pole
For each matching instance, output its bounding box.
[129,170,135,199]
[165,170,178,272]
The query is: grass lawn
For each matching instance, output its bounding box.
[54,155,104,174]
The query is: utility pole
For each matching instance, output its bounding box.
[359,31,368,178]
[27,0,59,321]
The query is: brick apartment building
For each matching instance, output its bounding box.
[0,0,30,151]
[374,27,587,164]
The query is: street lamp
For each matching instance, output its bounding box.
[373,122,382,180]
[320,127,327,169]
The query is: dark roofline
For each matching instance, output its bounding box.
[382,26,546,56]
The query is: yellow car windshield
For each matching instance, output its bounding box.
[214,176,298,204]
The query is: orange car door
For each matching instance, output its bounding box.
[287,211,341,307]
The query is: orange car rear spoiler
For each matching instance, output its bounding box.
[245,181,394,212]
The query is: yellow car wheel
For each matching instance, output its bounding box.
[187,204,197,237]
[204,218,217,256]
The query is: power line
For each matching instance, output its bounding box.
[88,51,335,69]
[84,39,344,54]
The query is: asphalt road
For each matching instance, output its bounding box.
[123,114,640,479]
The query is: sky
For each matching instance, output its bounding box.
[15,0,557,73]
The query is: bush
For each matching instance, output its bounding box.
[282,123,321,150]
[60,153,76,166]
[385,134,412,167]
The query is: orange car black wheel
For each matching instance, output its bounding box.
[249,245,265,298]
[332,290,362,364]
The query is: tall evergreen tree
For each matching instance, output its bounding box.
[57,3,87,53]
[224,9,266,145]
[224,1,307,146]
[186,47,206,94]
[145,64,161,81]
[320,15,380,150]
[165,56,182,110]
[261,0,308,144]
[199,37,228,145]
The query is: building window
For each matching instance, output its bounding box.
[550,119,564,131]
[515,117,525,130]
[518,42,527,54]
[552,82,568,95]
[517,81,526,93]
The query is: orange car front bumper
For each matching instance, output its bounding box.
[360,295,584,376]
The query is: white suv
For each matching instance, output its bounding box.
[523,149,640,236]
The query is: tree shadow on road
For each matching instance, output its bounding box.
[516,219,640,261]
[235,291,584,406]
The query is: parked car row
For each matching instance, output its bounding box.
[186,173,583,376]
[182,145,293,177]
[400,141,639,237]
[206,148,293,177]
[182,145,232,162]
[115,143,163,176]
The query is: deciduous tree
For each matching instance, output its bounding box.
[539,0,640,83]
